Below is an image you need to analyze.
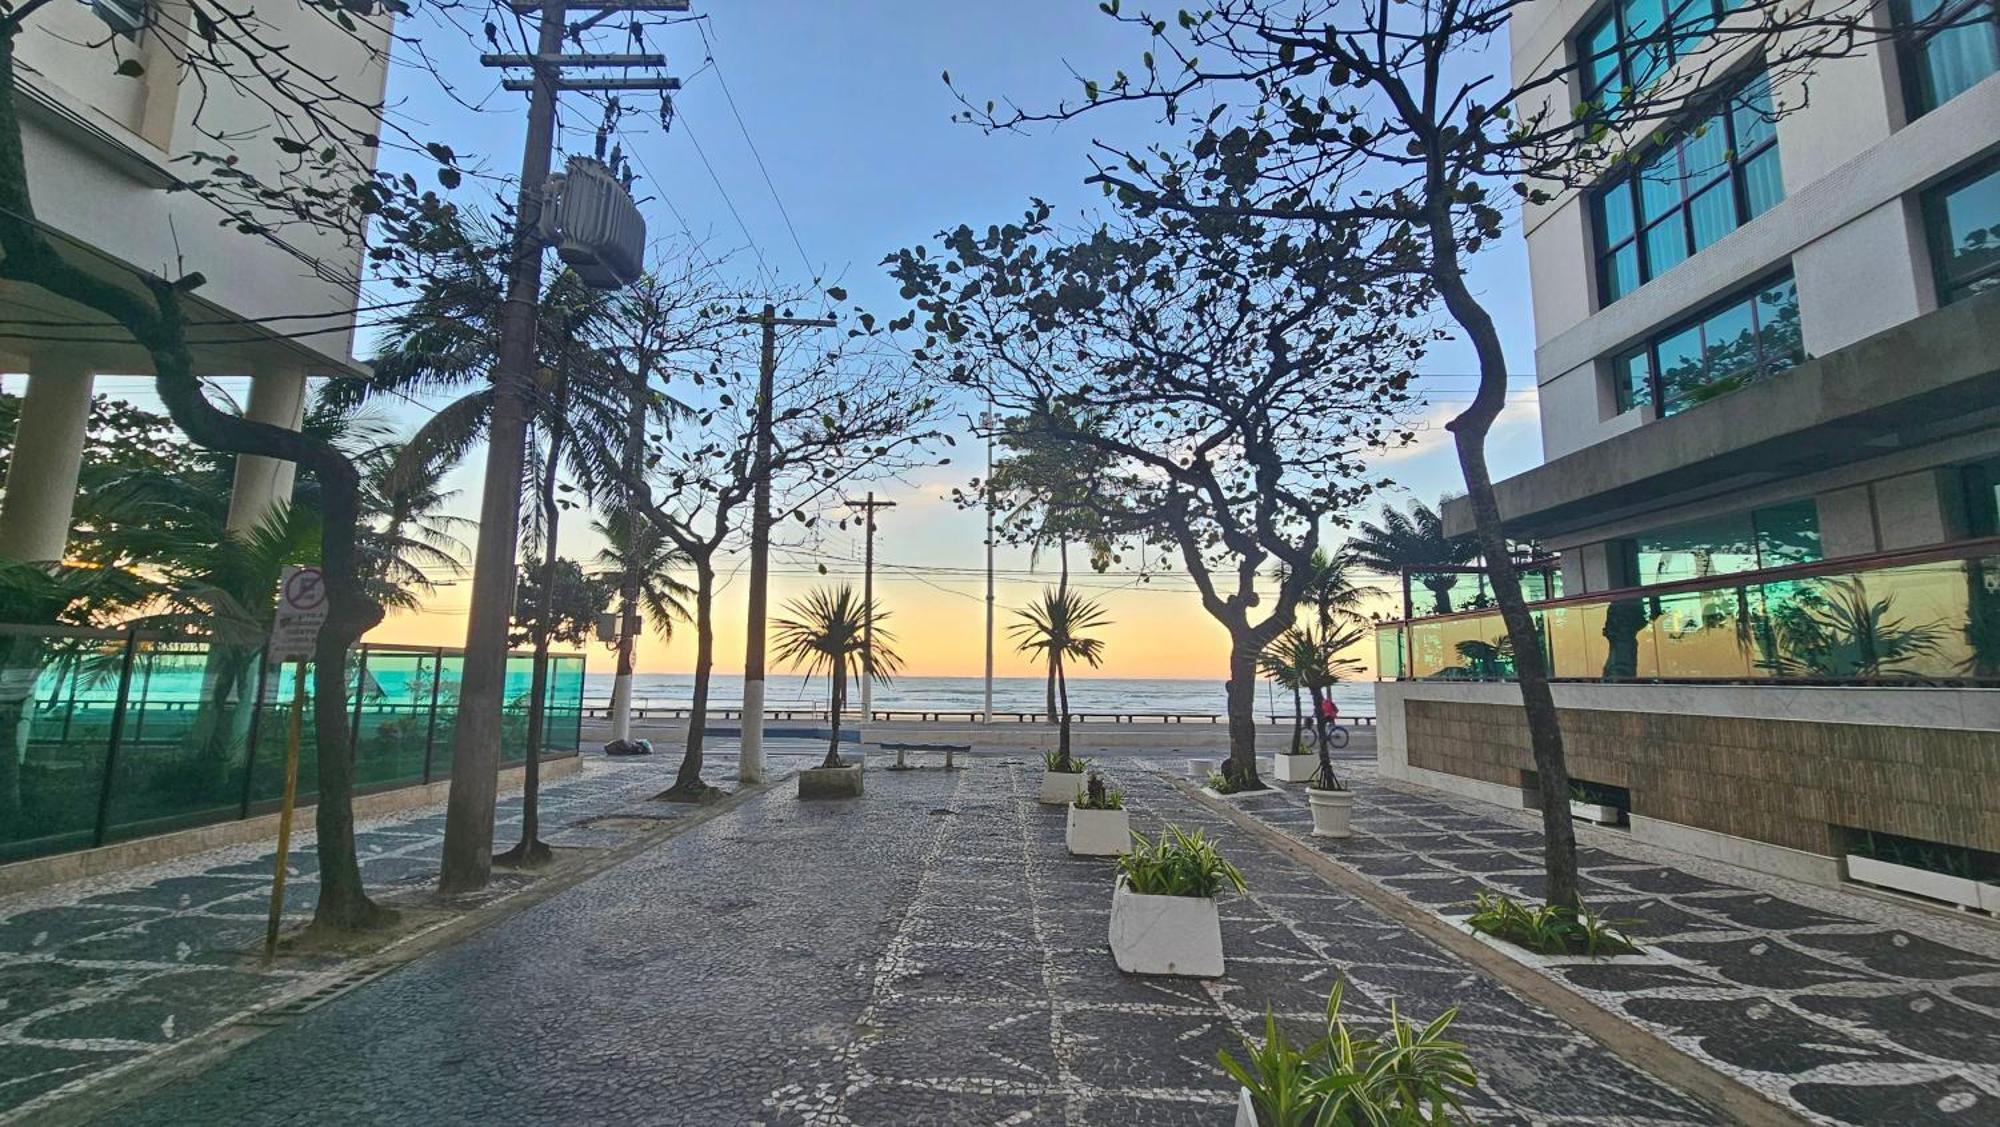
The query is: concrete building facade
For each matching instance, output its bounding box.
[1381,0,2000,894]
[0,1,392,560]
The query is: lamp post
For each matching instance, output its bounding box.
[982,412,996,725]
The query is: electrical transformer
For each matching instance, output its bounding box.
[539,156,646,289]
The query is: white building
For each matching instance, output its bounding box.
[1379,0,2000,892]
[0,1,392,559]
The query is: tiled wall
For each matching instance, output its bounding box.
[1406,699,2000,856]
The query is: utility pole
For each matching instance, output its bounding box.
[848,493,897,723]
[982,413,996,725]
[439,0,682,897]
[735,303,834,783]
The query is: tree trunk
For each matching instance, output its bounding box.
[497,416,564,869]
[662,556,716,798]
[1291,683,1304,753]
[1056,654,1072,767]
[1435,245,1580,911]
[1222,635,1262,789]
[824,664,845,768]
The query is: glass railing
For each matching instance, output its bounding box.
[1375,539,2000,684]
[1,631,586,865]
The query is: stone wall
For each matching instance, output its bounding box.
[1403,697,2000,857]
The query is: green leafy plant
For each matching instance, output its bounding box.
[1465,891,1641,958]
[1074,771,1124,811]
[1117,826,1246,899]
[1206,769,1242,794]
[1219,981,1478,1126]
[1043,749,1088,774]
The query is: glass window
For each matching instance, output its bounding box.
[1629,501,1821,587]
[1588,72,1783,304]
[1895,0,2000,116]
[1611,270,1805,417]
[1580,0,1744,109]
[1925,157,2000,305]
[1753,501,1822,567]
[1962,457,2000,537]
[1613,349,1654,413]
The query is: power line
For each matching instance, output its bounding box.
[694,21,817,282]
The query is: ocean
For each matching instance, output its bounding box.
[581,673,1380,720]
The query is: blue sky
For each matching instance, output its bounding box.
[358,0,1547,676]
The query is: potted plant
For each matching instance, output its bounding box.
[1012,586,1109,804]
[772,585,899,800]
[1845,830,1998,912]
[1221,981,1477,1126]
[1463,890,1642,957]
[1066,771,1129,856]
[1108,825,1244,977]
[1567,782,1626,827]
[1272,732,1318,784]
[1305,752,1354,839]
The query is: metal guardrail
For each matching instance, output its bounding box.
[579,703,1376,726]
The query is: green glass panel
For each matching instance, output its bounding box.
[1614,348,1654,412]
[1918,17,2000,111]
[1688,179,1736,252]
[1654,321,1706,413]
[1680,117,1730,188]
[1742,148,1784,219]
[1639,148,1685,223]
[1753,501,1823,568]
[1696,295,1759,394]
[1594,180,1636,247]
[1933,160,2000,302]
[1607,244,1641,301]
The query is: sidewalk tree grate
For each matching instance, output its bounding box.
[239,964,398,1025]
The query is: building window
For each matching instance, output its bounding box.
[1591,72,1781,304]
[1616,500,1823,586]
[1610,270,1802,416]
[1964,457,2000,537]
[1579,0,1750,109]
[1925,158,2000,305]
[1895,0,2000,116]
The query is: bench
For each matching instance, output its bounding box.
[875,741,972,770]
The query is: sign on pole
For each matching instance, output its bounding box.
[270,565,328,663]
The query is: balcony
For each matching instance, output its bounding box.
[1375,538,2000,684]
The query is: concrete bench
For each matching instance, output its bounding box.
[875,741,972,769]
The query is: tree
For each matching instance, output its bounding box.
[1348,500,1479,617]
[604,294,943,800]
[1010,587,1111,769]
[592,508,694,720]
[890,199,1422,788]
[0,0,476,933]
[955,0,1880,909]
[771,585,901,769]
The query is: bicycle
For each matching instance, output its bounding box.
[1313,721,1351,752]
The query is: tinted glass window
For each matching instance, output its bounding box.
[1611,271,1805,416]
[1896,0,2000,115]
[1925,158,2000,304]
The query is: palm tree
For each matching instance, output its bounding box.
[1347,499,1480,617]
[1258,628,1317,752]
[593,509,694,749]
[1010,587,1111,770]
[772,585,901,768]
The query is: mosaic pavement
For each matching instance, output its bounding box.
[0,742,829,1121]
[1190,760,2000,1127]
[109,760,1711,1125]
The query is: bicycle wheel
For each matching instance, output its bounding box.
[1328,725,1350,750]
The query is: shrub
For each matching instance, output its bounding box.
[1465,891,1640,958]
[1220,981,1477,1126]
[1043,749,1087,773]
[1074,771,1124,811]
[1117,825,1245,898]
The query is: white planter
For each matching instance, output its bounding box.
[1235,1087,1258,1127]
[1186,757,1217,781]
[1109,878,1225,977]
[1307,788,1354,838]
[1066,805,1131,856]
[1272,753,1318,783]
[1569,799,1626,827]
[1038,768,1086,805]
[1846,853,1990,911]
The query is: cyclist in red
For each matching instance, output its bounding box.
[1316,697,1337,748]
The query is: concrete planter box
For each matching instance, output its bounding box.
[1108,878,1224,977]
[1038,768,1087,805]
[1066,805,1131,856]
[1569,799,1626,827]
[1235,1087,1258,1127]
[1307,788,1354,838]
[1846,853,1995,912]
[1186,757,1217,781]
[798,762,863,800]
[1272,753,1318,783]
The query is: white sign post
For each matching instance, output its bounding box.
[264,565,326,960]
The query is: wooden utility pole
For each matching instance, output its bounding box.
[848,493,897,723]
[438,0,682,897]
[734,304,834,783]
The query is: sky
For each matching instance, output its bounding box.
[219,2,1550,681]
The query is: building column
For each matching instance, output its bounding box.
[0,358,96,563]
[224,365,309,537]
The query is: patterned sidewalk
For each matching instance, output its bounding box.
[1181,760,2000,1126]
[0,741,826,1122]
[108,758,1713,1125]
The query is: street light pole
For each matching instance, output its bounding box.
[982,414,995,725]
[848,493,897,724]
